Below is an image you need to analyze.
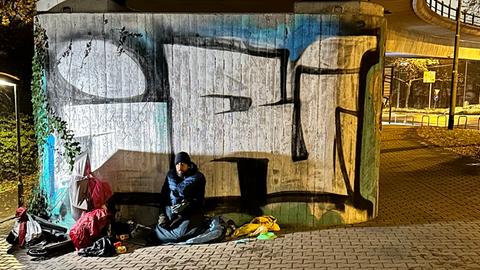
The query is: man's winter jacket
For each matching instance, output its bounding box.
[160,162,206,216]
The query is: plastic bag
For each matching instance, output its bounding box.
[69,152,91,220]
[25,214,42,243]
[233,215,280,238]
[7,211,42,247]
[87,174,112,210]
[69,153,113,220]
[78,236,115,257]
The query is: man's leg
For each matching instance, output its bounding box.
[154,219,190,243]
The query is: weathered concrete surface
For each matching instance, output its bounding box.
[37,12,384,227]
[2,125,480,269]
[37,0,480,59]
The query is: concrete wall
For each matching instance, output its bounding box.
[37,10,384,227]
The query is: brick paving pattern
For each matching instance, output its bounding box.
[0,220,22,269]
[2,125,480,269]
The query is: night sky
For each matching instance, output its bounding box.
[0,21,33,115]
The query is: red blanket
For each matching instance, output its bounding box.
[69,208,111,249]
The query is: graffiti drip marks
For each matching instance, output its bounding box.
[116,26,143,55]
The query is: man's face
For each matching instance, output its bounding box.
[176,162,189,177]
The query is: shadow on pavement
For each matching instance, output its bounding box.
[0,189,17,220]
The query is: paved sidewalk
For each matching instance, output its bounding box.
[2,125,480,269]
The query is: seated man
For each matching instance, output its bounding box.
[153,152,206,244]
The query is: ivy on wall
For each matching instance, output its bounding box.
[31,18,81,170]
[31,19,144,172]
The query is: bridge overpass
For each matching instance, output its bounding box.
[37,0,480,60]
[372,0,480,60]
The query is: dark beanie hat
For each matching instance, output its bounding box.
[174,152,191,165]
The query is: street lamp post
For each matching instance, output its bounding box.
[463,60,468,106]
[0,79,23,207]
[448,0,462,130]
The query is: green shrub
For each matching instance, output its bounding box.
[0,114,38,182]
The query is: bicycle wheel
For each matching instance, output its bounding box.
[27,247,48,257]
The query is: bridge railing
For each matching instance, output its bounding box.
[426,0,480,27]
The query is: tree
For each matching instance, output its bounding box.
[0,0,37,26]
[387,57,465,108]
[387,58,436,107]
[0,1,36,115]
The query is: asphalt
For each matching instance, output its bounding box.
[2,125,480,270]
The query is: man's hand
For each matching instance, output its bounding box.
[157,213,169,228]
[169,214,183,229]
[171,201,190,214]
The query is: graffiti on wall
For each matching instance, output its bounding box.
[38,14,382,225]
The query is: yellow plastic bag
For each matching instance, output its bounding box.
[233,215,280,238]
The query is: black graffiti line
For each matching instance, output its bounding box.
[290,52,381,216]
[335,107,358,196]
[52,23,380,107]
[296,67,360,75]
[201,94,252,114]
[80,35,94,69]
[352,49,379,217]
[110,191,350,211]
[167,97,175,167]
[204,192,350,212]
[52,34,167,106]
[111,191,380,217]
[291,65,360,162]
[171,36,289,103]
[51,26,381,218]
[56,39,73,65]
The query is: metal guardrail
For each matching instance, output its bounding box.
[384,112,480,129]
[436,114,447,127]
[390,113,415,125]
[421,115,431,126]
[427,0,480,27]
[457,115,468,128]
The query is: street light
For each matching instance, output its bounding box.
[448,0,462,130]
[0,78,23,207]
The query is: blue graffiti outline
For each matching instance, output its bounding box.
[194,15,338,61]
